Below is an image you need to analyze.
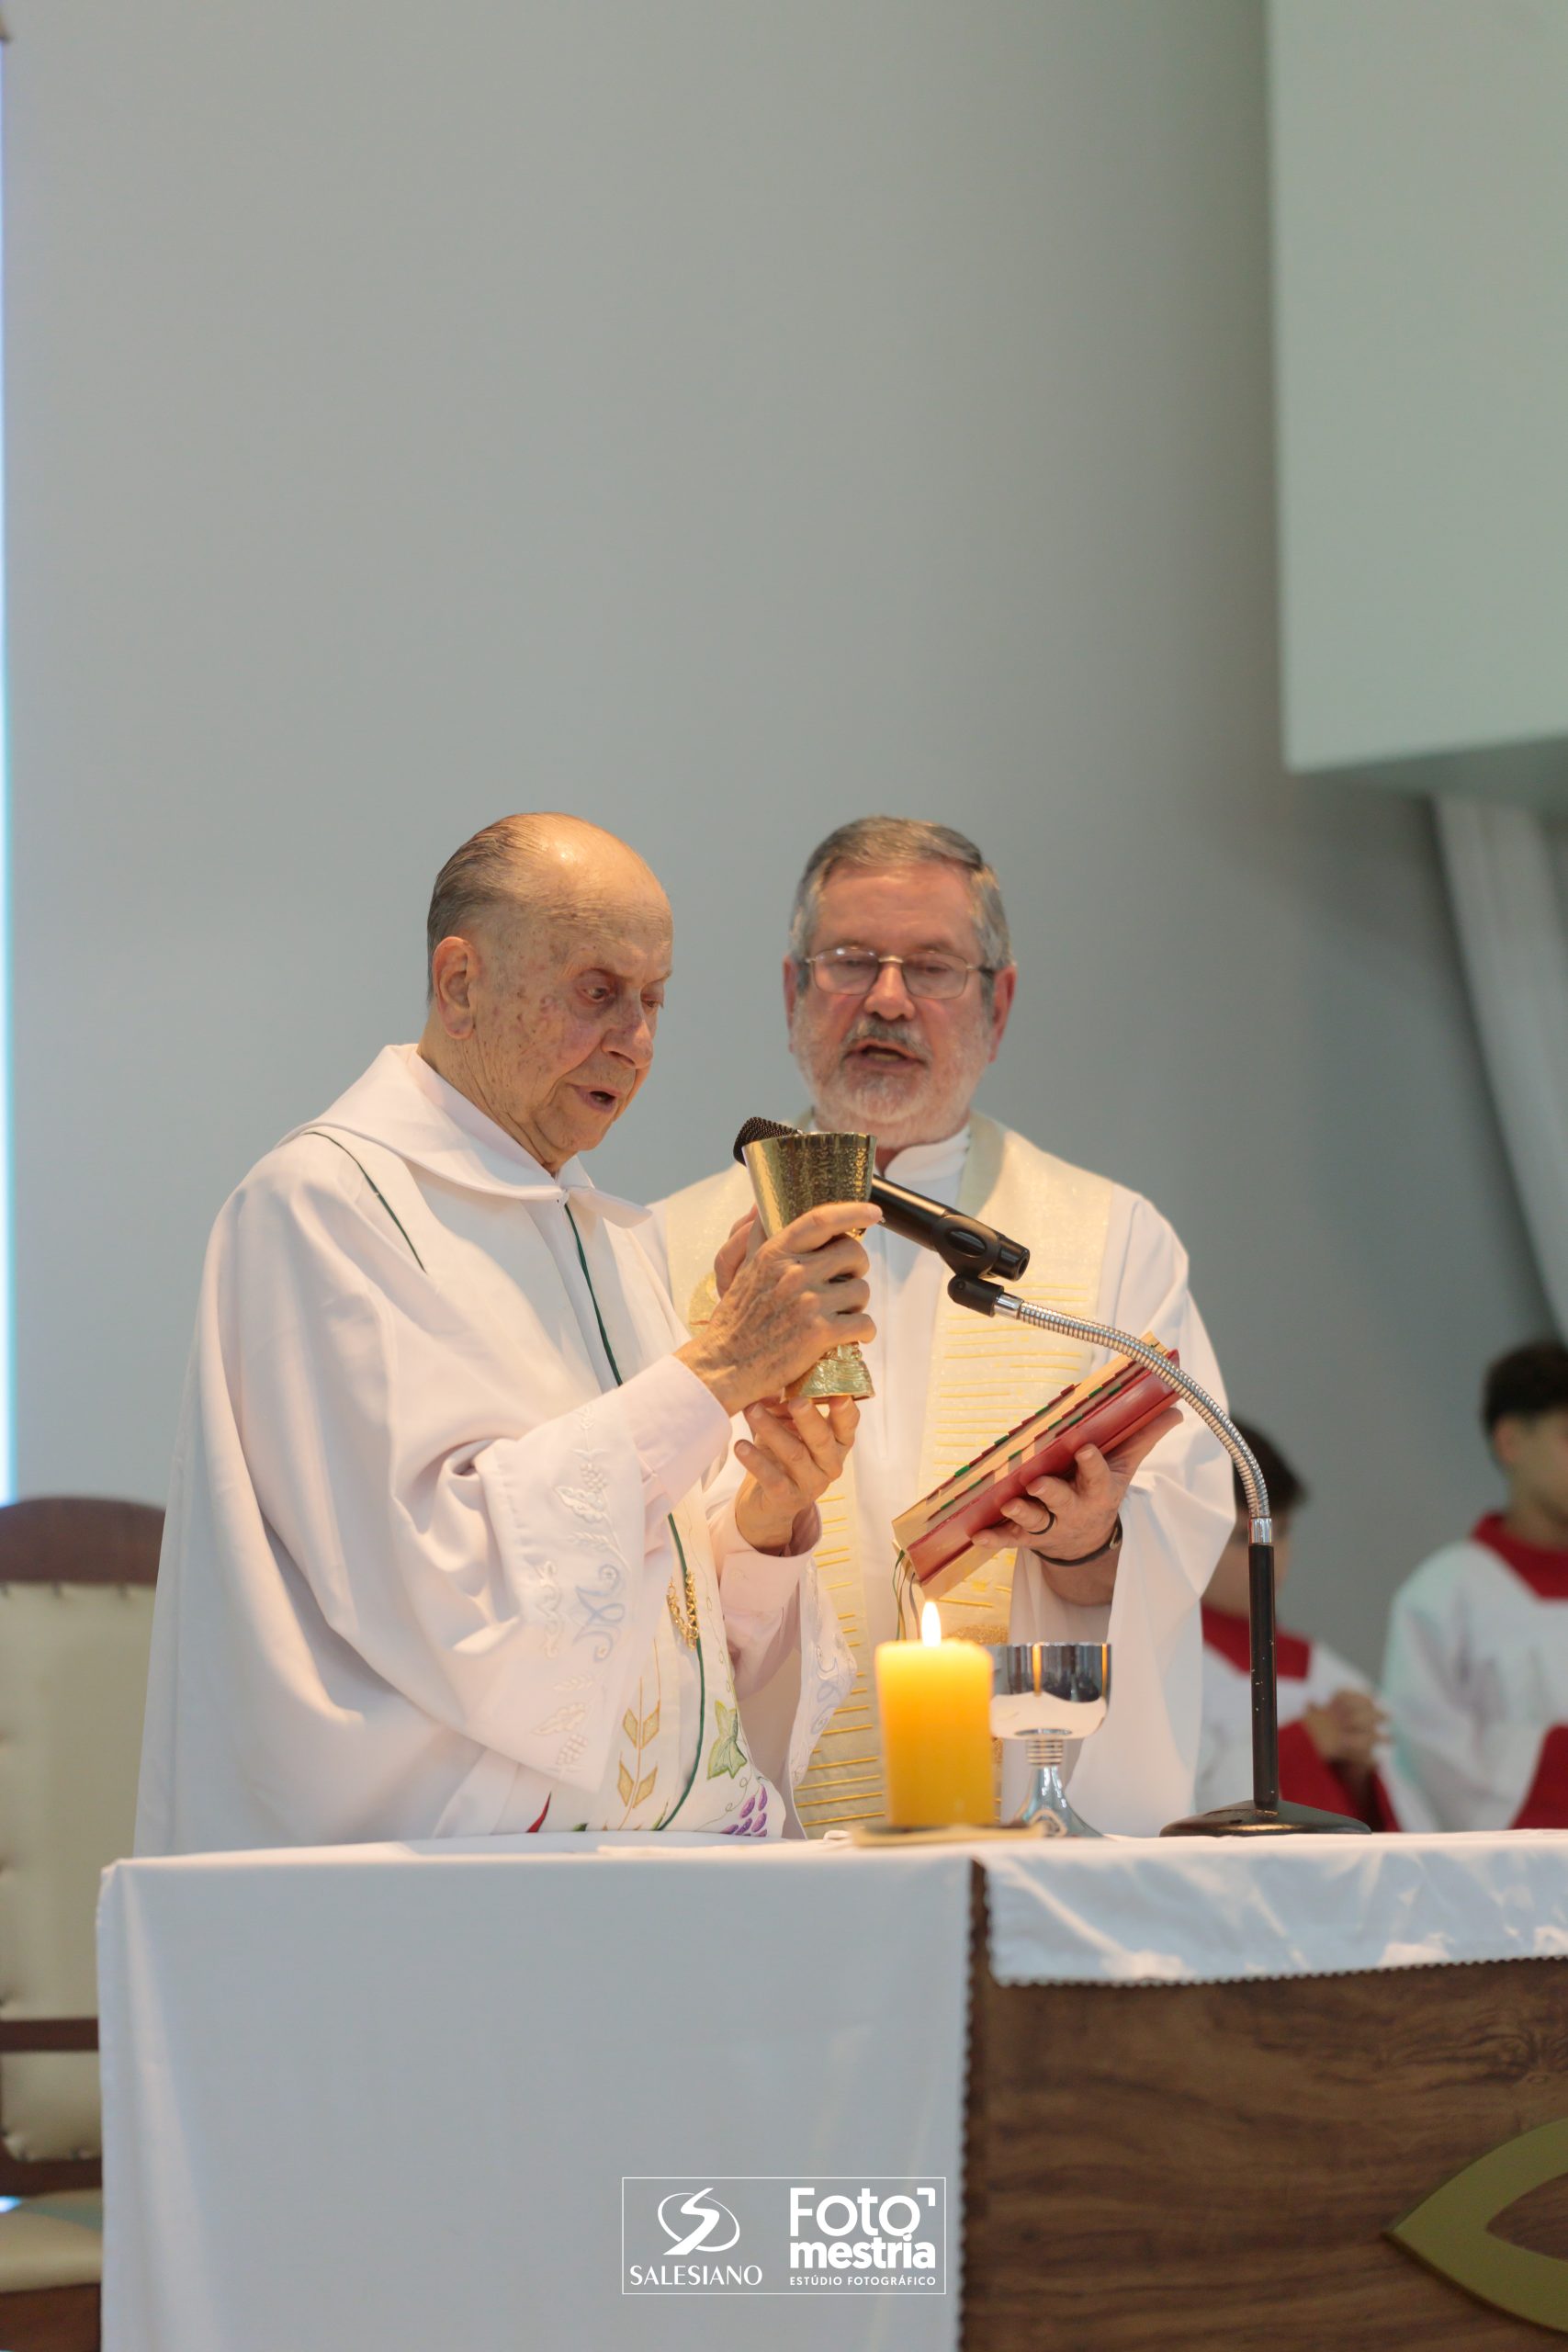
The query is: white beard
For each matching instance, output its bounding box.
[805,1053,986,1151]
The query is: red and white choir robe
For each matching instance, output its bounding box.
[1382,1514,1568,1833]
[136,1045,853,1854]
[1195,1605,1404,1829]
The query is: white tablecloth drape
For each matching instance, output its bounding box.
[101,1828,1568,2351]
[983,1830,1568,1985]
[98,1836,971,2352]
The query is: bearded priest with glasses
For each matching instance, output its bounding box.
[654,818,1233,1837]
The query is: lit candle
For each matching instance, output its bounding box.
[874,1602,995,1829]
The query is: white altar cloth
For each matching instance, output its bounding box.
[97,1836,970,2352]
[983,1830,1568,1985]
[100,1827,1568,2350]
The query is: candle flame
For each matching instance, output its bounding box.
[920,1601,942,1646]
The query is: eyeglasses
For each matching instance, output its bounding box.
[804,948,993,1002]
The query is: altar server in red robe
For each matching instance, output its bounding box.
[1383,1341,1568,1832]
[1196,1425,1403,1828]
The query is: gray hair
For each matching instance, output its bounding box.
[425,816,539,995]
[424,810,660,998]
[787,817,1011,998]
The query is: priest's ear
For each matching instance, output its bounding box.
[986,962,1018,1059]
[430,933,482,1037]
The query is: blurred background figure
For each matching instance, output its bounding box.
[1196,1424,1404,1829]
[1383,1342,1568,1833]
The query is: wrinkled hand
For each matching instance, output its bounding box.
[734,1396,859,1554]
[970,1403,1184,1606]
[713,1211,760,1300]
[677,1201,879,1415]
[1303,1689,1387,1779]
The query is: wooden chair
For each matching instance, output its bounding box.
[0,1498,163,2352]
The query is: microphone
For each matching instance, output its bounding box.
[732,1117,1031,1283]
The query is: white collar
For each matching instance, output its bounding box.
[880,1125,971,1189]
[290,1045,649,1225]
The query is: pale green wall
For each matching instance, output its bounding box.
[1270,0,1568,772]
[6,0,1547,1670]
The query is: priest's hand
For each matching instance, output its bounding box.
[733,1396,859,1555]
[713,1211,760,1298]
[677,1201,879,1415]
[977,1404,1184,1606]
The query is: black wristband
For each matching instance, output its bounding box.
[1035,1514,1123,1569]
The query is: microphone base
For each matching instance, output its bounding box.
[1161,1799,1371,1838]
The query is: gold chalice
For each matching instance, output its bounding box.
[739,1127,875,1400]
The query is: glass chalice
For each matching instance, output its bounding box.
[986,1642,1111,1838]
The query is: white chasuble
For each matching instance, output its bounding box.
[536,1193,777,1838]
[655,1114,1232,1838]
[136,1046,840,1855]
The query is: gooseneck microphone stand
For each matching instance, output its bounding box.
[946,1272,1366,1837]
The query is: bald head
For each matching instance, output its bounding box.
[425,813,666,991]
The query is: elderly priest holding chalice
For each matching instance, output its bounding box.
[136,813,872,1853]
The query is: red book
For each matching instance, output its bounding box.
[891,1339,1179,1601]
